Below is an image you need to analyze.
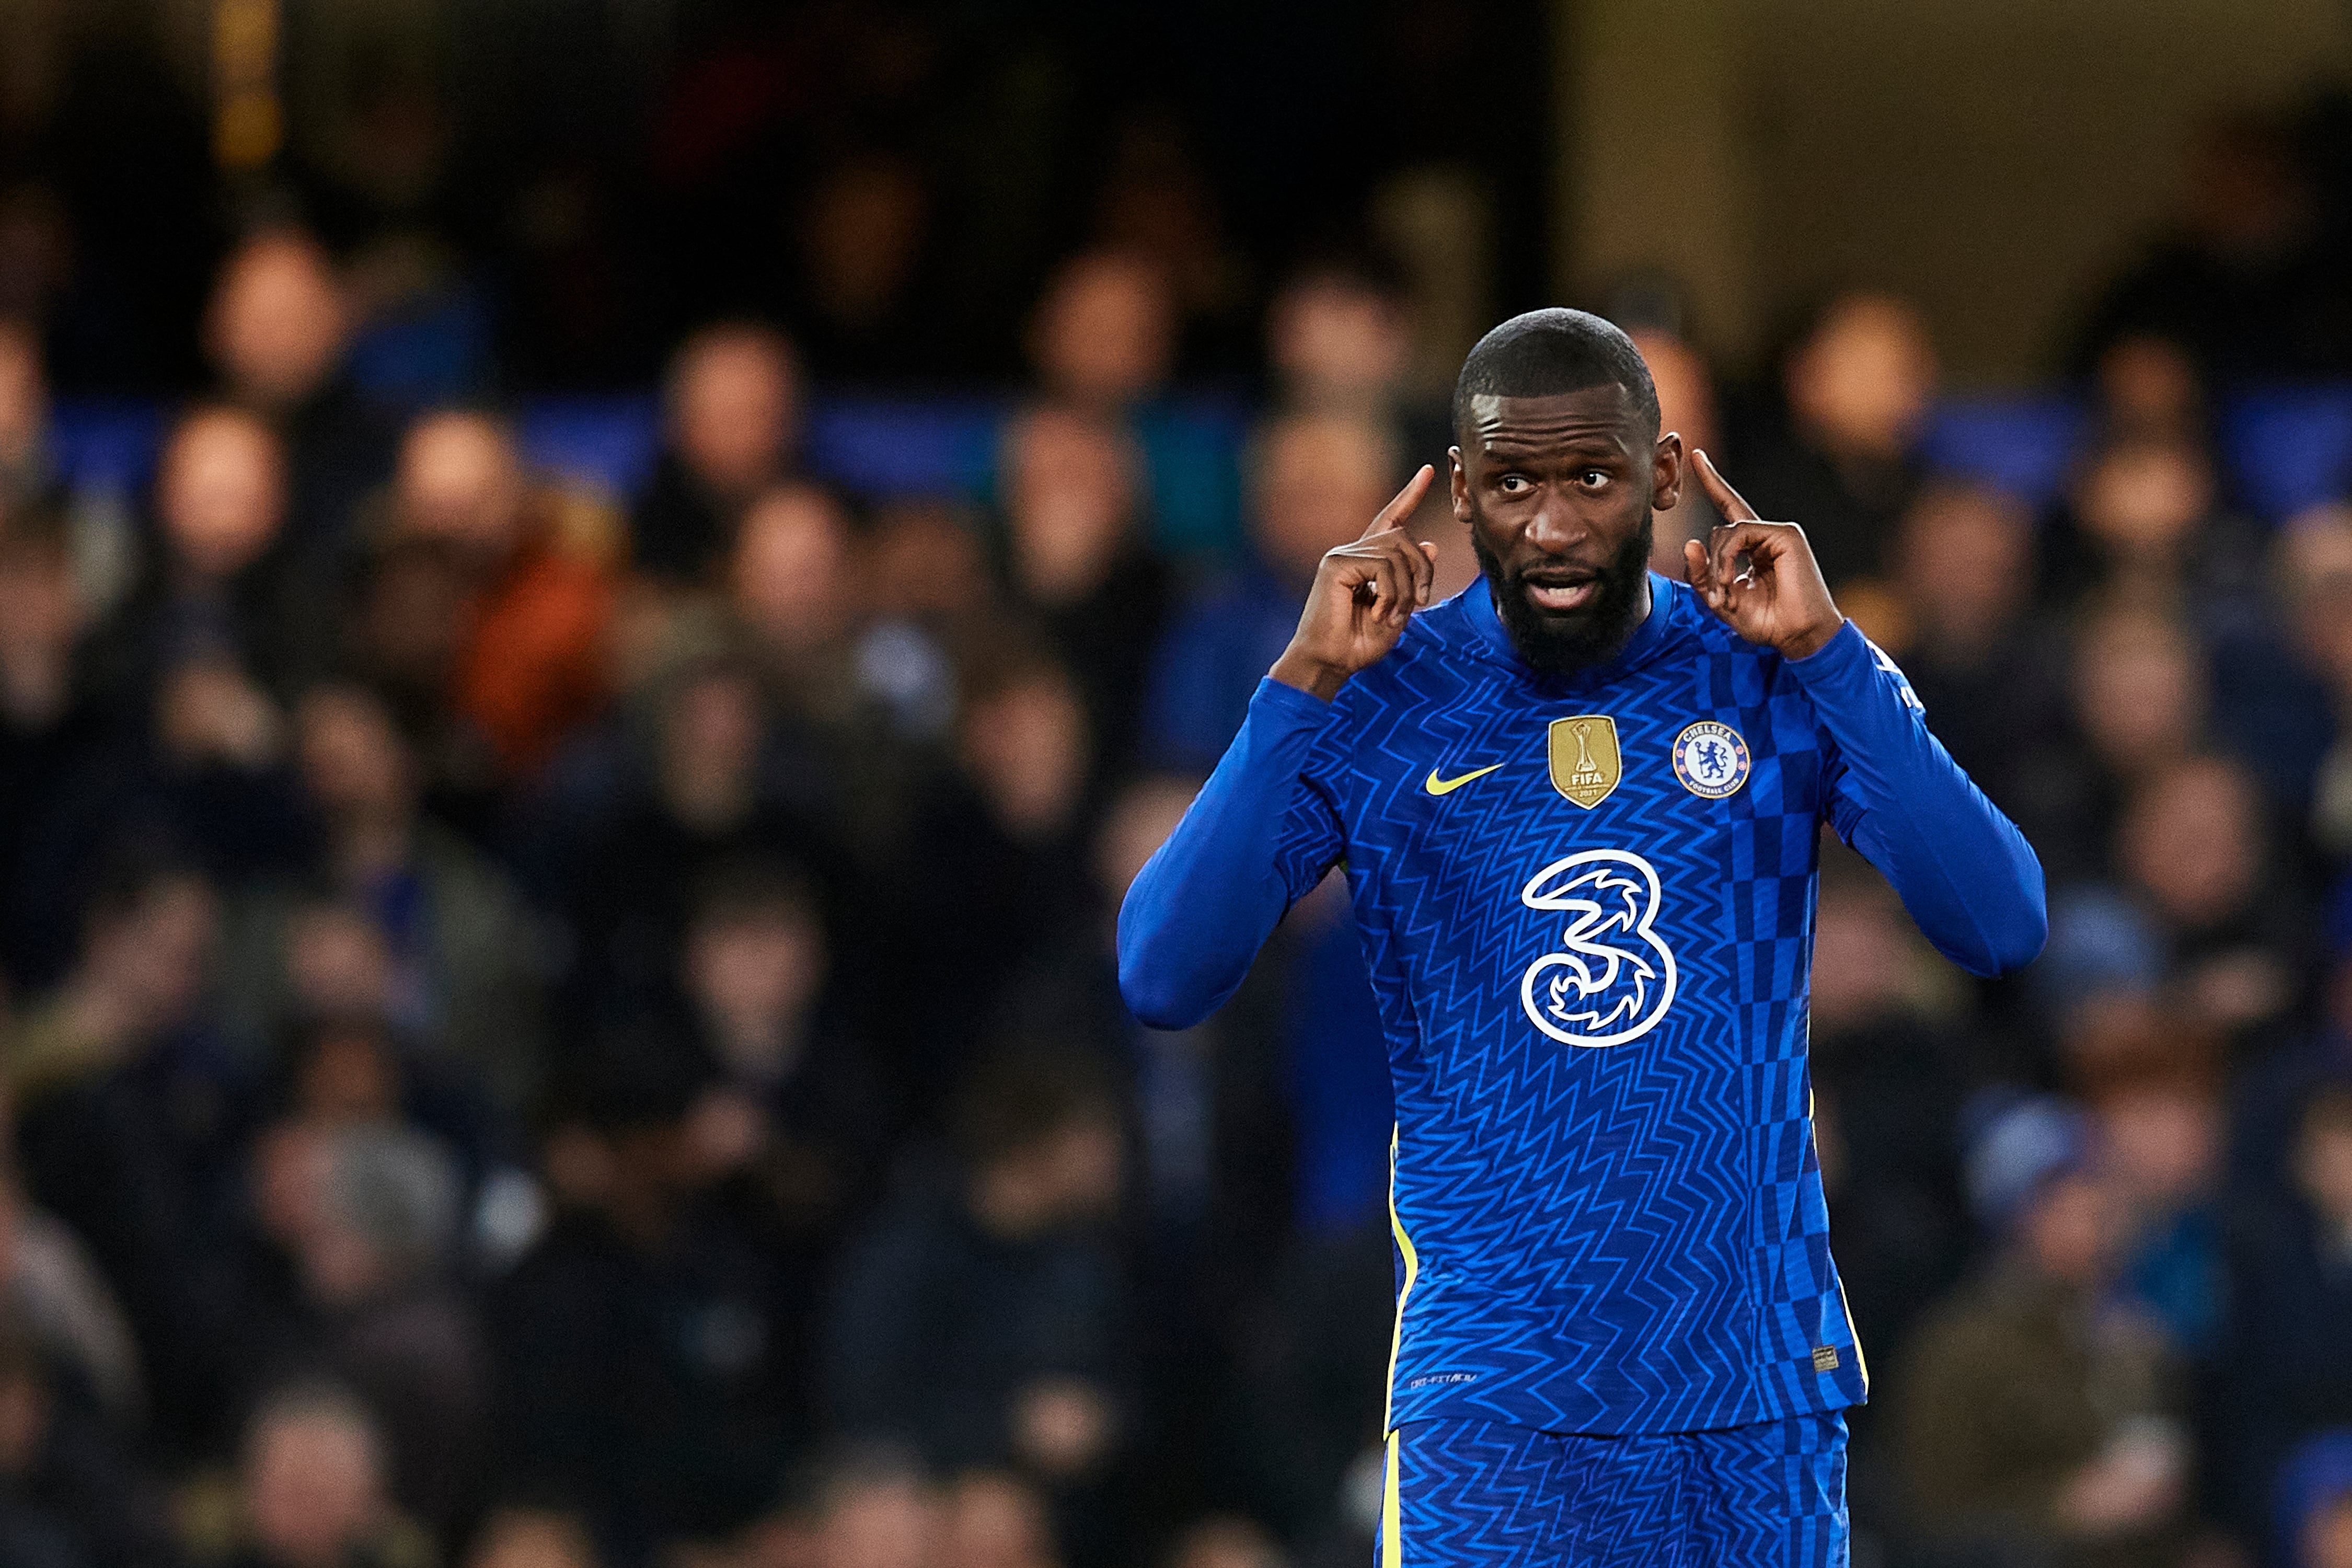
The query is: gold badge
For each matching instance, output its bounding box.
[1547,716,1621,809]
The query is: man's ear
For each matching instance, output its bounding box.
[1449,447,1471,523]
[1651,432,1686,511]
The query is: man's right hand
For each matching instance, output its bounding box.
[1270,464,1440,701]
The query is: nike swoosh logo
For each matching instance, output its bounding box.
[1424,763,1504,796]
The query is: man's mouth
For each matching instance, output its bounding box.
[1520,572,1599,614]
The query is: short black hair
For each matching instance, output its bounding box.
[1451,308,1659,444]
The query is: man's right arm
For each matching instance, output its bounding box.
[1116,678,1341,1029]
[1119,464,1437,1030]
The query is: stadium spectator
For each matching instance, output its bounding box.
[563,656,831,1024]
[1898,1097,2189,1566]
[2215,1085,2352,1549]
[203,229,400,560]
[1730,290,1937,592]
[677,860,891,1313]
[632,324,803,584]
[2088,1060,2227,1357]
[1883,481,2070,809]
[1142,411,1397,770]
[2042,428,2264,622]
[261,682,545,1110]
[2007,602,2210,885]
[783,152,944,383]
[894,644,1097,1066]
[90,403,312,706]
[994,407,1169,783]
[826,1051,1128,1483]
[2114,754,2306,1039]
[243,1123,487,1542]
[1265,254,1415,423]
[383,409,617,779]
[1029,252,1173,416]
[196,1380,436,1568]
[495,1039,800,1564]
[1024,251,1237,555]
[1,858,257,1455]
[729,483,861,724]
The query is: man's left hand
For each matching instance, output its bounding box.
[1682,449,1844,660]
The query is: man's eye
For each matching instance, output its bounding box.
[1498,475,1531,493]
[1578,469,1611,490]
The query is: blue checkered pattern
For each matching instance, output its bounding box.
[1380,1410,1850,1568]
[1267,575,1872,1435]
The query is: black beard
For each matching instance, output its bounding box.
[1471,514,1654,674]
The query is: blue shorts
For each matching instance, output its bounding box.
[1378,1410,1849,1568]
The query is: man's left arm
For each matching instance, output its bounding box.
[1794,624,2047,975]
[1683,450,2047,977]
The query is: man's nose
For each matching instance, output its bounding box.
[1524,491,1588,551]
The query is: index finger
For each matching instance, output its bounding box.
[1690,449,1759,525]
[1361,464,1436,540]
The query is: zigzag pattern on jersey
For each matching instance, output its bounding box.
[1270,578,1866,1436]
[1383,1412,1850,1568]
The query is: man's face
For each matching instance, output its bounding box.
[1450,384,1680,672]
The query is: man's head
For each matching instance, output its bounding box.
[1029,250,1173,410]
[240,1382,387,1568]
[2118,754,2264,931]
[1249,410,1398,581]
[665,323,802,500]
[206,229,351,411]
[1895,483,2033,651]
[2070,603,2205,774]
[1783,291,1936,465]
[731,483,856,654]
[1000,406,1140,606]
[1267,252,1413,413]
[394,409,528,567]
[1448,309,1677,673]
[683,861,828,1078]
[158,405,287,582]
[2071,430,2213,555]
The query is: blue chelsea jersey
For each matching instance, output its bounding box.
[1120,571,2047,1439]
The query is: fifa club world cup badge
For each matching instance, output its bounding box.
[1547,716,1622,809]
[1671,721,1750,799]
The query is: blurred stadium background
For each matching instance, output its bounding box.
[1,2,2351,1567]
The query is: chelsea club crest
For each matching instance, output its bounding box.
[1671,721,1750,799]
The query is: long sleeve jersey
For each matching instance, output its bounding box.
[1118,573,2046,1436]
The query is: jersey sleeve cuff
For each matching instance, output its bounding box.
[1782,618,1870,684]
[1250,674,1341,724]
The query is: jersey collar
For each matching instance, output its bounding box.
[1460,569,1684,686]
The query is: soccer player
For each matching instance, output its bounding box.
[1116,309,2046,1566]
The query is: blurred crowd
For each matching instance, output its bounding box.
[2,10,2352,1568]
